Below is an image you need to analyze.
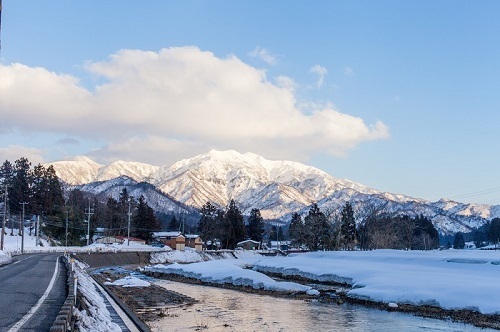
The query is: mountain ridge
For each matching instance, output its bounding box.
[46,150,500,235]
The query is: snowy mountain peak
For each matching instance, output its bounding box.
[150,150,378,218]
[46,157,158,185]
[47,150,500,235]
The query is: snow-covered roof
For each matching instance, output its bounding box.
[237,240,260,245]
[185,234,200,239]
[152,231,182,238]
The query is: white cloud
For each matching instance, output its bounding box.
[248,46,278,65]
[344,66,354,77]
[0,145,45,165]
[0,47,389,165]
[274,75,297,92]
[310,64,328,88]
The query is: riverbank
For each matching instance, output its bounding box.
[72,249,500,330]
[91,267,196,323]
[143,249,500,330]
[142,267,500,330]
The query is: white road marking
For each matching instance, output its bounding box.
[8,256,60,332]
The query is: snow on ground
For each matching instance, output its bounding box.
[105,276,151,287]
[73,260,122,332]
[146,249,500,314]
[0,250,11,266]
[146,259,319,295]
[241,250,500,314]
[0,227,170,255]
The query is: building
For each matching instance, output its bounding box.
[185,234,203,251]
[237,239,261,250]
[152,232,203,251]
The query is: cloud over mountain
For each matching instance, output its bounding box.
[0,46,389,165]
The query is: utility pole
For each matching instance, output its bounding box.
[65,210,69,247]
[20,202,28,254]
[85,199,94,246]
[127,199,131,246]
[35,215,40,247]
[1,185,7,250]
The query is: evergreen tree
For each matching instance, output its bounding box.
[340,202,357,250]
[10,157,32,214]
[304,203,329,251]
[246,208,265,243]
[223,199,246,249]
[413,215,439,250]
[132,195,161,241]
[198,202,218,247]
[288,212,305,247]
[169,215,180,231]
[104,197,121,234]
[118,188,133,236]
[44,165,64,215]
[488,218,500,244]
[453,232,465,249]
[0,160,14,190]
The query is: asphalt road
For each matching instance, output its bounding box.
[0,253,67,331]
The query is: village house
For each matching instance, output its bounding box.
[237,239,261,250]
[152,232,203,251]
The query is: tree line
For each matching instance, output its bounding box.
[450,218,500,249]
[0,158,161,245]
[196,200,440,251]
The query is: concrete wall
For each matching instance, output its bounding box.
[73,252,152,268]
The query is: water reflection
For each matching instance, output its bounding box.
[149,280,496,332]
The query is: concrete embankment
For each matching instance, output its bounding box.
[73,251,152,268]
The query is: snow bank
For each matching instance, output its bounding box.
[0,250,11,266]
[150,248,237,264]
[105,276,151,287]
[146,260,319,295]
[246,250,500,314]
[73,260,122,332]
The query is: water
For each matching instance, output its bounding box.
[148,280,497,332]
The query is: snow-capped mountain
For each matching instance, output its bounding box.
[150,150,380,218]
[47,150,500,235]
[74,176,194,215]
[48,157,158,185]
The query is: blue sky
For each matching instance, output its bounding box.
[1,1,500,204]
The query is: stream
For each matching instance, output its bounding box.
[147,279,497,332]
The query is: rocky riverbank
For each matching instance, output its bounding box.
[91,267,196,324]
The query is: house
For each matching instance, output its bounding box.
[185,234,203,251]
[237,239,261,250]
[152,232,203,251]
[152,232,185,250]
[269,240,291,251]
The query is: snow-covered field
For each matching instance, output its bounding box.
[147,249,500,315]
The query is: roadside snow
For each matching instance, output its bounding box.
[73,260,122,332]
[0,250,11,266]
